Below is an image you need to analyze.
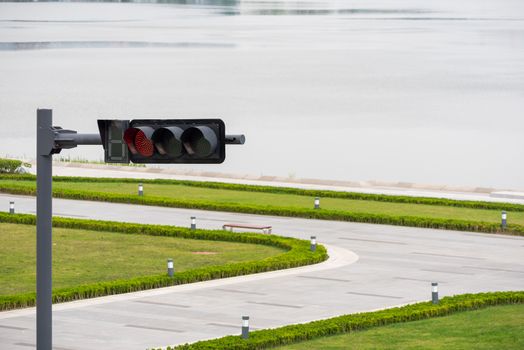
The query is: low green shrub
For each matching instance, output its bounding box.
[0,159,30,174]
[0,212,327,311]
[159,291,524,350]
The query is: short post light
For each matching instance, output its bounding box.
[314,197,320,209]
[501,210,507,230]
[241,316,249,339]
[191,216,196,230]
[310,236,317,252]
[138,183,144,196]
[167,258,174,277]
[9,201,15,214]
[431,282,439,304]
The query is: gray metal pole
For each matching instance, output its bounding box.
[225,134,246,145]
[501,211,507,230]
[37,109,53,350]
[54,133,101,146]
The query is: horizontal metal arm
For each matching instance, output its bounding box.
[225,134,246,145]
[51,127,240,156]
[54,132,102,151]
[55,133,102,145]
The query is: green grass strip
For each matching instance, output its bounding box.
[3,173,524,212]
[159,291,524,350]
[276,304,524,349]
[1,176,523,236]
[0,212,327,311]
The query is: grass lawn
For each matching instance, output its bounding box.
[0,222,284,295]
[276,304,524,350]
[1,179,522,225]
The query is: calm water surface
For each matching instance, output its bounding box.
[0,0,523,189]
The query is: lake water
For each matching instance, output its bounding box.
[0,0,523,189]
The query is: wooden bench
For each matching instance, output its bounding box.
[222,223,272,234]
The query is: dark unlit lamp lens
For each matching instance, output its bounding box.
[181,126,217,157]
[152,127,184,157]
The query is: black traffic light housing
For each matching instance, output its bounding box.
[98,118,243,164]
[97,119,130,163]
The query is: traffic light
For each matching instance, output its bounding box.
[98,119,243,164]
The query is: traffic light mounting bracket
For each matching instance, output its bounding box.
[38,119,244,159]
[37,123,102,156]
[35,109,245,350]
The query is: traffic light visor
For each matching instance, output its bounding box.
[181,126,218,157]
[152,126,183,157]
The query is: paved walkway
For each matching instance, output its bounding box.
[1,194,523,350]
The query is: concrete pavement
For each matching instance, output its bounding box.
[0,193,523,349]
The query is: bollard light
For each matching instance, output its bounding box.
[314,197,320,209]
[310,236,317,252]
[241,316,249,339]
[9,201,15,214]
[138,183,144,196]
[431,282,439,304]
[501,211,507,230]
[167,258,174,277]
[191,216,196,230]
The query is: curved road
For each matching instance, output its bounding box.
[1,193,523,350]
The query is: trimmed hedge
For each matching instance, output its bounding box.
[0,159,28,174]
[1,173,523,212]
[0,212,327,311]
[159,291,524,350]
[1,178,523,236]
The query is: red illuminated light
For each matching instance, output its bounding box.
[124,127,154,157]
[134,130,154,157]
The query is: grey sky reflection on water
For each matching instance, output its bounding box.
[0,0,523,189]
